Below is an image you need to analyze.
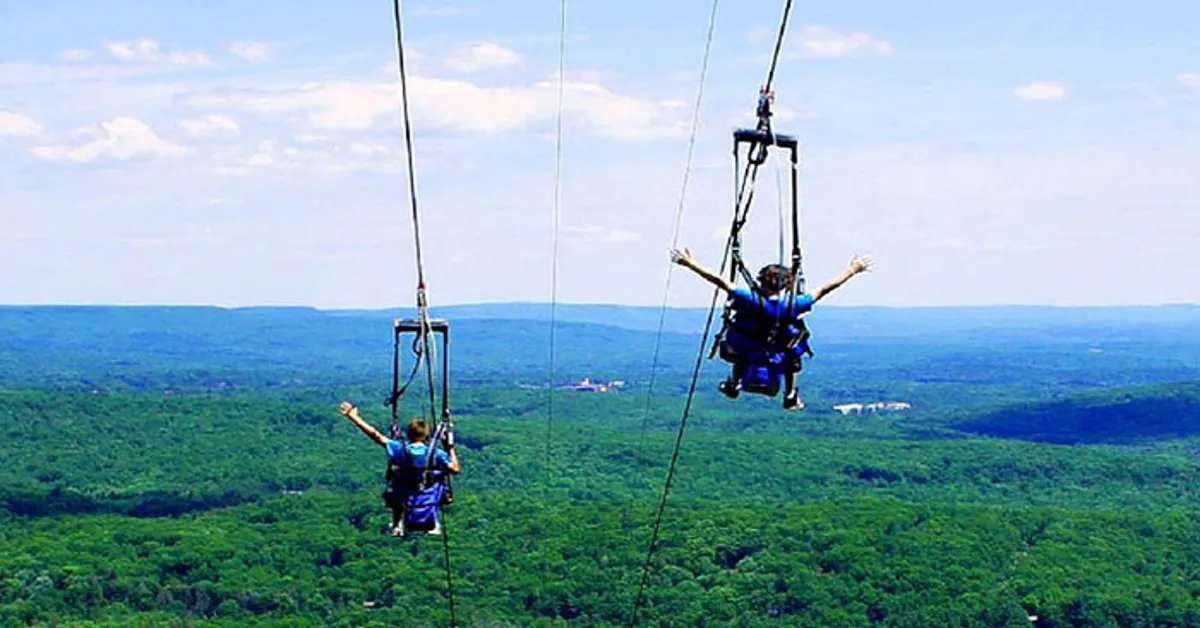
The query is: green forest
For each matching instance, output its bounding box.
[3,306,1200,626]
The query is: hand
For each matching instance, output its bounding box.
[849,254,874,275]
[442,430,455,449]
[339,401,359,418]
[670,247,695,267]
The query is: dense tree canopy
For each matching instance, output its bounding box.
[3,306,1200,626]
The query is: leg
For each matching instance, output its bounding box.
[720,362,747,398]
[782,371,804,410]
[390,506,406,537]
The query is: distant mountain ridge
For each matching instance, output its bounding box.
[955,382,1200,444]
[4,304,1200,397]
[35,301,1190,336]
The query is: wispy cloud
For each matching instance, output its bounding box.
[104,38,211,66]
[796,26,893,58]
[186,74,689,140]
[229,42,272,63]
[32,117,191,162]
[443,42,522,72]
[0,111,43,137]
[59,48,92,62]
[210,139,402,176]
[1178,73,1200,88]
[1013,81,1067,101]
[180,114,240,137]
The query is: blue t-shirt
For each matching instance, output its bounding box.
[386,440,452,470]
[729,287,814,334]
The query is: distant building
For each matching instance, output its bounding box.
[569,377,624,393]
[833,401,911,415]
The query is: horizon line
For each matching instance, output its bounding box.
[2,300,1198,311]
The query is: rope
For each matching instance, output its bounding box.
[791,151,806,293]
[391,1,457,625]
[546,0,568,467]
[634,0,721,458]
[389,326,403,433]
[775,155,786,266]
[388,338,424,435]
[439,510,458,625]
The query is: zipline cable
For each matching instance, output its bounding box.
[762,0,795,94]
[628,2,797,623]
[634,0,722,459]
[628,239,731,628]
[546,0,568,469]
[390,0,457,624]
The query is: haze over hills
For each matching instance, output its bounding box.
[4,304,1200,409]
[331,301,1200,337]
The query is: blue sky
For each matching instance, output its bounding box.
[1,0,1197,308]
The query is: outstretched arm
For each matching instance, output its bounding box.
[671,248,735,294]
[339,401,389,448]
[813,255,873,303]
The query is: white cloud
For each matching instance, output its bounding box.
[60,48,92,62]
[31,117,191,162]
[1178,73,1200,88]
[187,74,688,140]
[348,142,392,157]
[247,153,274,167]
[1013,81,1067,102]
[229,42,272,63]
[444,42,522,72]
[552,79,688,140]
[0,111,43,137]
[104,38,211,66]
[209,139,401,176]
[0,60,170,87]
[180,114,241,137]
[190,82,394,130]
[214,165,251,176]
[797,26,893,58]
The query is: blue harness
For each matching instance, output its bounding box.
[717,290,813,396]
[384,443,450,528]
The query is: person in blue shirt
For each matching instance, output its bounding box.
[670,247,873,409]
[339,401,461,537]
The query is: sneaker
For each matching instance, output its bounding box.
[427,521,442,536]
[718,380,740,399]
[782,393,805,410]
[391,522,405,537]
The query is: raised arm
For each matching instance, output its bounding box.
[338,401,389,448]
[671,248,735,294]
[812,254,873,303]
